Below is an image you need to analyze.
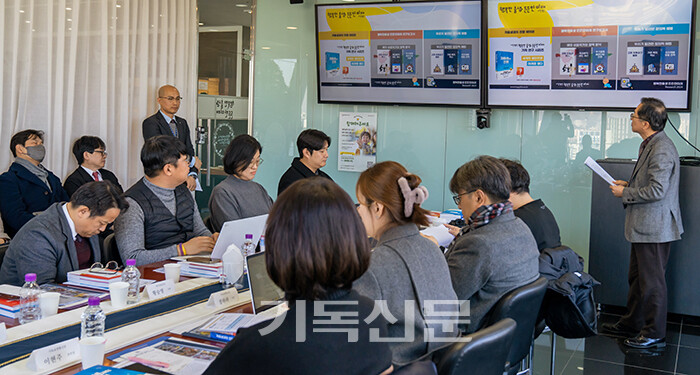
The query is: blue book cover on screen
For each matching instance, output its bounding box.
[325,52,340,75]
[495,51,514,72]
[661,46,678,75]
[643,47,661,75]
[444,49,459,74]
[403,49,416,74]
[591,46,608,75]
[390,49,403,74]
[459,48,472,75]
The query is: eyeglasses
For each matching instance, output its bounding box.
[452,189,476,205]
[93,150,108,156]
[159,96,183,101]
[250,158,264,167]
[88,261,122,275]
[630,113,646,121]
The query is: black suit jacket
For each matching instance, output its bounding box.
[142,111,198,174]
[63,167,123,198]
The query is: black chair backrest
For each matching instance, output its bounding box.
[435,318,517,375]
[102,233,121,266]
[0,243,8,270]
[484,276,547,372]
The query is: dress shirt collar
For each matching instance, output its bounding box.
[160,110,175,124]
[62,203,79,241]
[81,165,101,181]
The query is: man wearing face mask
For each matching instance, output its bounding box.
[0,129,69,237]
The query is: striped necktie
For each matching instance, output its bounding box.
[169,118,179,137]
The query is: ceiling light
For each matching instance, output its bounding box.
[68,19,72,22]
[262,47,271,50]
[66,7,72,10]
[19,10,25,13]
[244,9,252,14]
[198,22,204,26]
[235,4,247,7]
[116,4,121,8]
[286,26,297,30]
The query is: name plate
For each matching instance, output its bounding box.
[146,279,175,300]
[206,288,238,309]
[27,337,80,371]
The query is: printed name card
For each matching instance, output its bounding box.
[27,337,80,371]
[0,322,6,343]
[206,288,238,309]
[146,279,175,300]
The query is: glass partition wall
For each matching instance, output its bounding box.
[196,0,254,217]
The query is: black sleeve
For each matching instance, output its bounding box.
[142,116,162,142]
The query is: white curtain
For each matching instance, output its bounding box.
[0,0,198,186]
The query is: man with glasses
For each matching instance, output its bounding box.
[64,136,123,198]
[603,98,683,349]
[0,181,128,286]
[443,155,539,333]
[142,85,200,191]
[0,130,69,238]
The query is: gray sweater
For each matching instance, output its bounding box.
[354,224,459,366]
[208,175,273,232]
[114,178,211,266]
[445,211,540,333]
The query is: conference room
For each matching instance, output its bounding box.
[0,0,699,374]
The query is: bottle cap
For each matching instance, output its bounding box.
[126,259,136,266]
[245,234,253,239]
[24,273,37,283]
[88,296,101,306]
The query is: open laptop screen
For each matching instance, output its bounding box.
[245,252,285,314]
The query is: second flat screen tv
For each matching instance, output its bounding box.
[316,1,482,106]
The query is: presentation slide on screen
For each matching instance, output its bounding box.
[317,1,482,106]
[487,0,693,109]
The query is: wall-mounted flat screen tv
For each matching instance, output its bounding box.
[316,0,483,106]
[486,0,695,110]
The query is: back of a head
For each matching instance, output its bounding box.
[223,134,262,175]
[639,97,667,131]
[296,129,331,157]
[264,177,370,303]
[10,129,44,157]
[72,136,106,164]
[141,135,188,177]
[450,155,511,203]
[356,161,430,227]
[71,181,129,217]
[500,159,530,194]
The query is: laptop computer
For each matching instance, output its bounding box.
[245,252,285,315]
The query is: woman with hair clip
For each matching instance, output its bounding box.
[354,161,459,368]
[204,178,393,375]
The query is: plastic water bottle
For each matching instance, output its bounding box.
[80,296,106,339]
[242,234,255,258]
[121,259,141,304]
[19,273,42,324]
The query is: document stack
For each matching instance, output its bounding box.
[0,292,20,319]
[179,258,223,279]
[66,269,124,291]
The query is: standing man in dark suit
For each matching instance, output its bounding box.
[605,97,683,349]
[277,129,333,195]
[0,129,69,237]
[64,136,123,197]
[142,85,200,191]
[0,181,128,286]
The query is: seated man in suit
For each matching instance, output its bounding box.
[114,135,218,266]
[142,85,200,191]
[278,129,333,195]
[444,155,540,333]
[64,136,123,197]
[0,129,69,237]
[500,158,561,251]
[0,181,128,286]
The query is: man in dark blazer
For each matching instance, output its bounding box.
[0,129,69,238]
[142,85,199,191]
[278,129,333,195]
[0,181,128,286]
[606,98,683,349]
[64,136,123,197]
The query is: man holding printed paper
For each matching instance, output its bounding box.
[604,98,683,349]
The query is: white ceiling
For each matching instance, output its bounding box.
[198,0,253,27]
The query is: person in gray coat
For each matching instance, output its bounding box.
[606,97,683,349]
[0,181,128,286]
[354,161,460,367]
[208,135,273,232]
[444,155,539,333]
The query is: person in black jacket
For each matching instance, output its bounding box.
[277,129,333,195]
[142,85,200,191]
[204,178,393,375]
[64,136,123,198]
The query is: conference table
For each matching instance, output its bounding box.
[0,260,253,374]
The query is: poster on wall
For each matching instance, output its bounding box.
[338,112,377,172]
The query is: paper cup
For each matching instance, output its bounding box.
[38,292,60,317]
[164,263,181,283]
[80,336,106,369]
[109,282,129,308]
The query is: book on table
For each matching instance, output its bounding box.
[66,268,123,290]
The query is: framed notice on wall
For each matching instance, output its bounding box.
[338,112,377,172]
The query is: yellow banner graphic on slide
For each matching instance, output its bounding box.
[496,0,594,29]
[323,7,402,32]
